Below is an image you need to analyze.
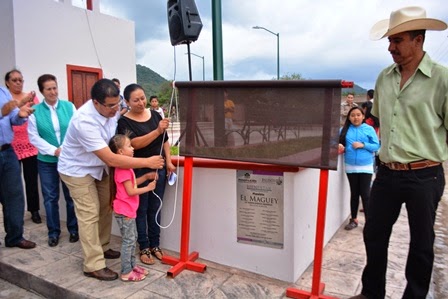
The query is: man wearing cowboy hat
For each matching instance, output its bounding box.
[351,6,448,299]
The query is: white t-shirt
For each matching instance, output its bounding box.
[58,100,119,180]
[154,107,165,119]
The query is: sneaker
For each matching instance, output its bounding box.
[344,219,358,230]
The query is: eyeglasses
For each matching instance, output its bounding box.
[11,78,24,83]
[97,99,123,109]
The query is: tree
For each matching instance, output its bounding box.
[279,72,304,80]
[157,81,175,107]
[136,64,169,105]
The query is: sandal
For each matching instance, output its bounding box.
[140,248,155,265]
[150,246,164,260]
[121,269,146,282]
[133,265,149,276]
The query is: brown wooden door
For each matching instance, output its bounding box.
[67,65,103,109]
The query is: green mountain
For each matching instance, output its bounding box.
[136,64,169,97]
[342,84,367,95]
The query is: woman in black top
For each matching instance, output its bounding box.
[116,84,175,265]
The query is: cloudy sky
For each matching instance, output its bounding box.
[75,0,448,90]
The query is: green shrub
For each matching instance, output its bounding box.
[171,146,179,156]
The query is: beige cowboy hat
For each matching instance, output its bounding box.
[370,6,447,40]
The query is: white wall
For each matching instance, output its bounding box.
[0,0,16,75]
[0,0,136,100]
[150,157,350,282]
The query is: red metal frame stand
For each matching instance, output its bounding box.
[286,169,338,299]
[162,156,207,277]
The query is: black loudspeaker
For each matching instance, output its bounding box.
[167,0,203,46]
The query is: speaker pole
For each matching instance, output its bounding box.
[163,55,207,277]
[187,42,193,81]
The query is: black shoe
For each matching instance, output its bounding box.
[31,211,42,224]
[48,237,59,247]
[69,233,79,243]
[103,249,120,259]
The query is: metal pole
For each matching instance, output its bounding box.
[276,33,280,80]
[186,43,192,81]
[202,56,205,81]
[252,26,280,80]
[212,0,224,80]
[188,53,205,81]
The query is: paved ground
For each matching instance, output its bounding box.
[0,278,43,299]
[1,164,447,299]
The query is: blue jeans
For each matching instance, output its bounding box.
[38,160,78,238]
[361,164,445,298]
[115,214,137,274]
[135,167,167,250]
[0,147,25,246]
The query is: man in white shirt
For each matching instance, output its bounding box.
[58,79,164,281]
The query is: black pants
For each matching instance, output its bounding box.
[19,155,40,212]
[361,164,444,299]
[346,173,372,219]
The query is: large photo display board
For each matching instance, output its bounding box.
[176,80,342,170]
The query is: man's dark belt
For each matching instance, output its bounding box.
[0,144,11,151]
[380,159,441,171]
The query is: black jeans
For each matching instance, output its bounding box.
[134,167,167,250]
[361,164,444,299]
[20,155,40,212]
[346,173,372,219]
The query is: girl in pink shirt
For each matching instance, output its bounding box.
[109,134,157,282]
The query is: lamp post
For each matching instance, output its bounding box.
[185,52,205,81]
[252,26,280,80]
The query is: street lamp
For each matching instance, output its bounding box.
[185,52,205,81]
[252,26,280,80]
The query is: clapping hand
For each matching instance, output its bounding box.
[19,91,36,107]
[18,102,34,118]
